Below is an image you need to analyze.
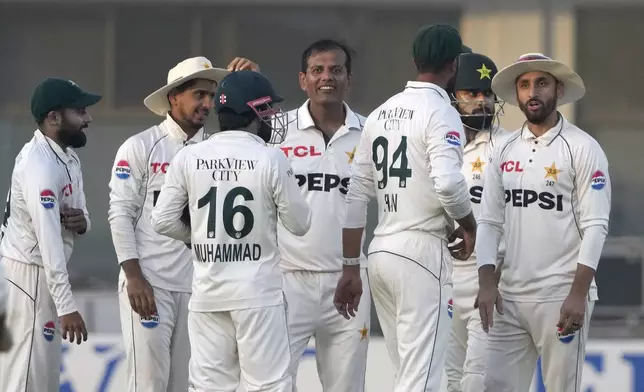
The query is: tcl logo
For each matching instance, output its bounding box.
[296,173,350,194]
[501,160,524,172]
[281,145,322,158]
[151,162,169,174]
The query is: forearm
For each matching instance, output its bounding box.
[121,259,145,280]
[570,264,596,297]
[475,222,503,268]
[342,227,364,272]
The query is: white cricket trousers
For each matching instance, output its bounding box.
[484,299,595,392]
[188,304,293,392]
[0,257,61,392]
[445,268,487,392]
[368,235,453,392]
[282,269,371,392]
[118,283,191,392]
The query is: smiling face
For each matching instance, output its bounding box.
[299,48,350,105]
[515,71,563,124]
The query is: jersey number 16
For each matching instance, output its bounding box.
[198,186,255,240]
[372,136,412,189]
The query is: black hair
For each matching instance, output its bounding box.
[217,108,256,132]
[168,79,199,99]
[301,39,354,74]
[415,57,457,74]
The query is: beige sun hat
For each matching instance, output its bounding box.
[143,56,229,116]
[491,53,586,107]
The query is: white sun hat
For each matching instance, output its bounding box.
[491,53,586,107]
[144,56,229,116]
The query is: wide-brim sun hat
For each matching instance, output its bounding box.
[144,56,229,116]
[491,53,585,107]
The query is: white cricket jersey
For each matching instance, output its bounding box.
[151,131,311,312]
[108,114,209,293]
[0,130,91,316]
[275,100,367,272]
[455,127,512,271]
[476,114,611,302]
[0,261,5,315]
[345,81,471,264]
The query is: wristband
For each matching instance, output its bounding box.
[343,257,361,266]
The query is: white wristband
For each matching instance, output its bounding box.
[343,257,361,266]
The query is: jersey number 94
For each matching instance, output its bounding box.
[372,136,412,189]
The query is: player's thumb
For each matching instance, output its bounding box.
[496,296,504,315]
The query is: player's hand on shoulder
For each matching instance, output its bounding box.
[60,311,88,345]
[126,274,157,319]
[334,266,363,320]
[227,57,260,72]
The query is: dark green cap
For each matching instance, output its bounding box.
[452,52,498,92]
[214,70,283,115]
[31,78,102,122]
[413,24,468,69]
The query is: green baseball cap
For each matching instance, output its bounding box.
[214,70,283,115]
[31,78,102,122]
[413,24,469,69]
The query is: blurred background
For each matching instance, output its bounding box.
[1,0,643,390]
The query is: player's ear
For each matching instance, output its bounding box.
[298,72,307,91]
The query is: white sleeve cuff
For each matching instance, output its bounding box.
[344,199,368,229]
[577,224,608,271]
[475,222,503,269]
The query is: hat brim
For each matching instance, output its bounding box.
[491,60,585,107]
[143,67,230,116]
[69,92,102,109]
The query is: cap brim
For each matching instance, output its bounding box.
[69,92,102,109]
[461,44,472,53]
[491,60,586,106]
[144,67,230,116]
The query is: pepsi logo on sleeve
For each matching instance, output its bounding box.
[115,160,131,180]
[39,189,56,209]
[445,131,461,146]
[591,170,606,190]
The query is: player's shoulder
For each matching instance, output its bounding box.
[491,126,519,146]
[560,119,606,157]
[117,124,167,154]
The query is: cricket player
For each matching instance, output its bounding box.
[108,56,259,391]
[475,53,611,392]
[277,39,370,392]
[334,24,477,392]
[443,52,511,392]
[151,70,311,392]
[0,77,99,392]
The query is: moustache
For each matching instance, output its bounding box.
[527,99,544,106]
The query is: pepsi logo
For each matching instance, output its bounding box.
[140,313,160,329]
[445,131,461,147]
[447,298,453,319]
[43,321,56,342]
[39,189,56,209]
[591,170,606,190]
[115,160,131,180]
[556,327,575,344]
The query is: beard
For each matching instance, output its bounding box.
[257,121,273,143]
[458,106,494,131]
[58,120,87,149]
[519,96,557,124]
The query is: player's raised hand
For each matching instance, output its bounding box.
[127,275,157,319]
[557,293,586,335]
[60,311,88,345]
[227,57,260,72]
[334,266,362,320]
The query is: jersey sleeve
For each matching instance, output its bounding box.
[475,139,507,268]
[426,105,472,220]
[344,125,376,228]
[270,150,311,236]
[108,138,145,263]
[150,150,191,243]
[77,171,91,235]
[574,139,611,270]
[23,163,78,316]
